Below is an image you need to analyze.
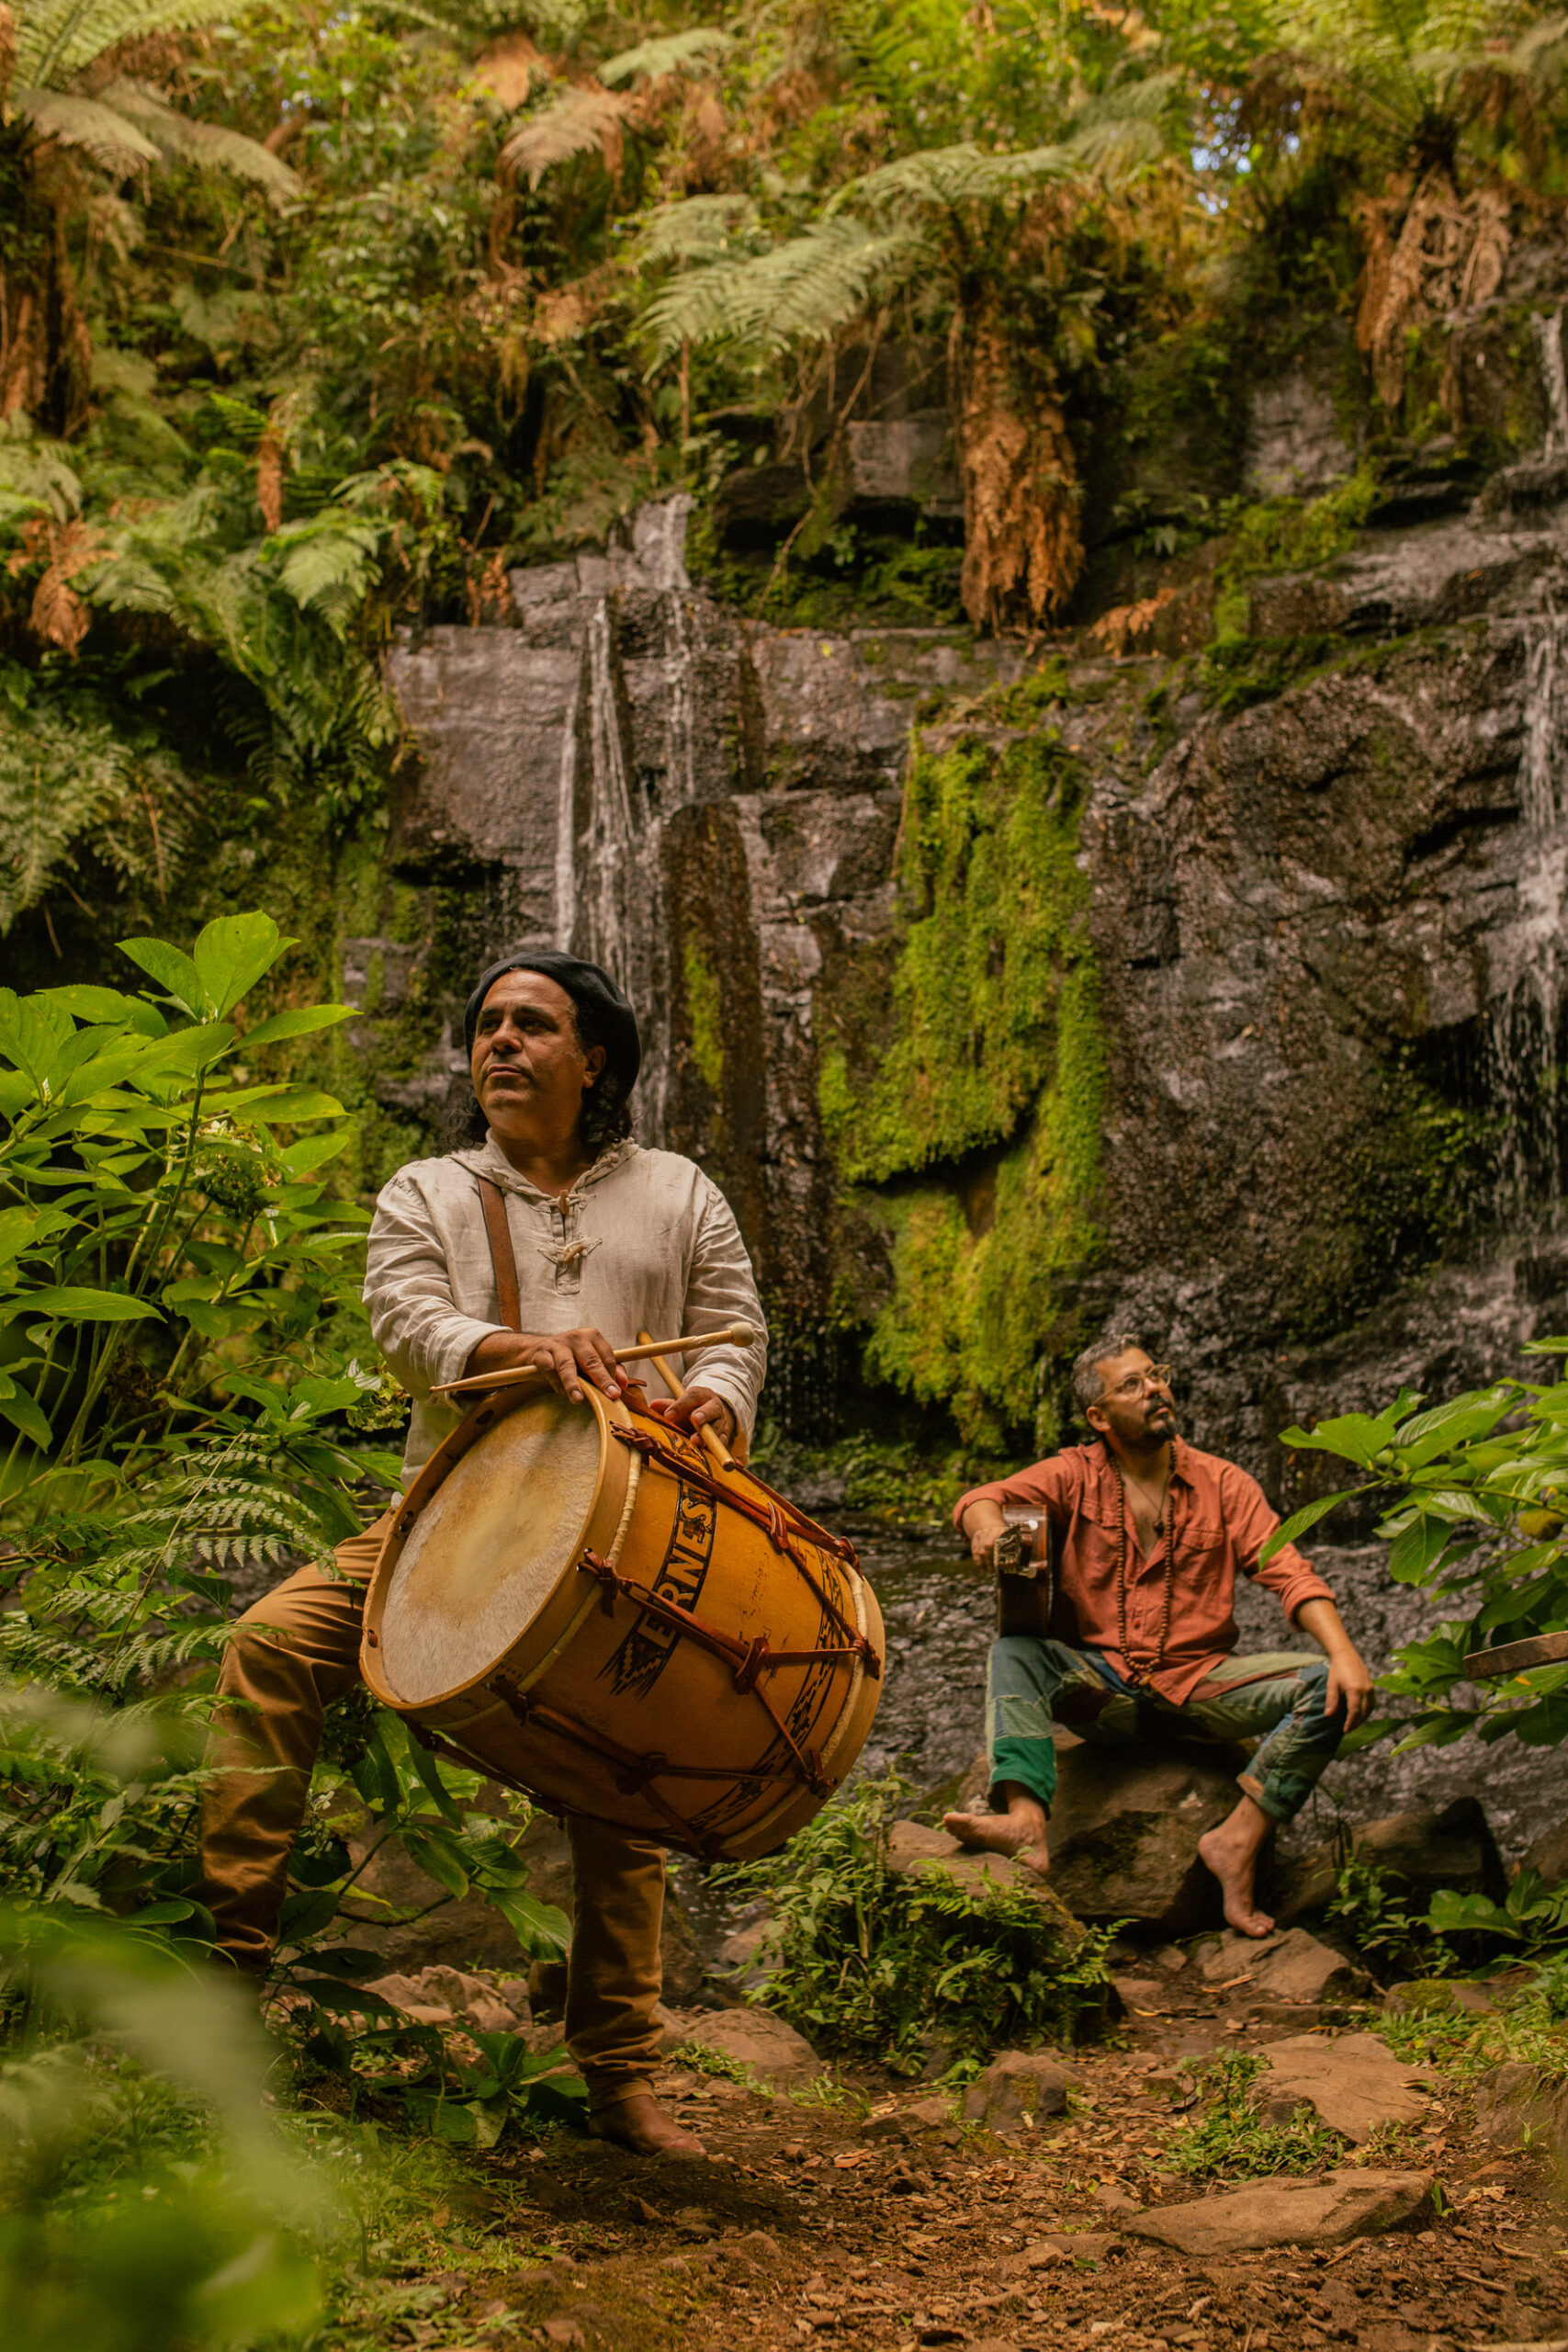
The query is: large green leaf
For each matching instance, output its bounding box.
[1276,1388,1423,1466]
[1258,1487,1361,1564]
[6,1285,158,1321]
[36,985,167,1038]
[118,936,206,1018]
[193,912,295,1018]
[0,1387,53,1446]
[241,1004,354,1047]
[1393,1386,1515,1467]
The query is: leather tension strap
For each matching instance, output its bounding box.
[476,1176,522,1332]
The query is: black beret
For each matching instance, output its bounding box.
[462,952,641,1092]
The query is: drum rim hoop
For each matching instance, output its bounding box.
[359,1384,634,1712]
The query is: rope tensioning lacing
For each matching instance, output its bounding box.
[608,1424,875,1664]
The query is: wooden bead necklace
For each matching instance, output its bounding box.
[1109,1458,1174,1688]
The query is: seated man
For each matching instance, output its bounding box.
[943,1334,1372,1936]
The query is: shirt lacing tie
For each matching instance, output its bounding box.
[537,1238,600,1273]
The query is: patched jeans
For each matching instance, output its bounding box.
[986,1640,1347,1823]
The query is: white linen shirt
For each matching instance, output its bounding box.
[365,1135,768,1482]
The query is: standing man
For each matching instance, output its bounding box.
[943,1335,1372,1936]
[197,950,767,2157]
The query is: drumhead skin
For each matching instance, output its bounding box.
[360,1385,885,1862]
[377,1390,604,1705]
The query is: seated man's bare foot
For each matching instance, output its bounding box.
[942,1806,1050,1878]
[1197,1825,1275,1938]
[589,2092,706,2158]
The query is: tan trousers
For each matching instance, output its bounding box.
[196,1513,667,2109]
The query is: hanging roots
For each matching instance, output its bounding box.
[958,315,1084,636]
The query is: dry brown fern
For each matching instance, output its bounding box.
[957,312,1083,633]
[1354,172,1511,413]
[7,514,104,654]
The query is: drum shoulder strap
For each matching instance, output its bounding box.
[476,1175,522,1332]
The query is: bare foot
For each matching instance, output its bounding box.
[942,1807,1050,1878]
[1197,1825,1276,1937]
[588,2092,706,2158]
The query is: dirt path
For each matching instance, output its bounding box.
[346,2002,1567,2352]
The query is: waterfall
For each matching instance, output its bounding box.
[1534,308,1568,458]
[552,496,700,1143]
[1485,605,1568,1222]
[552,676,579,951]
[1520,605,1568,833]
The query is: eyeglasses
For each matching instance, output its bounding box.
[1105,1364,1174,1398]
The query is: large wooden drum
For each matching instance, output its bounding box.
[359,1385,885,1860]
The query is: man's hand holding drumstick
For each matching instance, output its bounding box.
[460,1327,738,1447]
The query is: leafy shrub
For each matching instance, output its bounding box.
[718,1773,1114,2075]
[0,1904,331,2351]
[1263,1358,1568,1756]
[0,913,567,1984]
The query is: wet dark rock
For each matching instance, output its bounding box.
[1522,1817,1568,1884]
[1272,1795,1508,1924]
[1473,2060,1568,2165]
[1043,1735,1252,1936]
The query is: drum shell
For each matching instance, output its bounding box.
[360,1389,884,1862]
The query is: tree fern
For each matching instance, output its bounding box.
[641,216,926,363]
[13,0,248,93]
[12,87,161,172]
[103,79,299,197]
[597,25,731,85]
[499,85,630,184]
[0,704,125,932]
[631,193,758,270]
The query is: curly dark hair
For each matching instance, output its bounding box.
[440,999,637,1159]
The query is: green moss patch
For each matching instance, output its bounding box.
[820,729,1103,1448]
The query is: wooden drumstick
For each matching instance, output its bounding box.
[637,1329,735,1469]
[432,1321,756,1401]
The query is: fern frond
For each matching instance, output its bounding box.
[14,85,161,172]
[630,193,757,268]
[102,79,299,197]
[640,217,925,364]
[498,85,629,186]
[0,704,126,933]
[266,519,382,635]
[16,0,244,94]
[0,422,83,530]
[597,26,731,85]
[834,140,1079,219]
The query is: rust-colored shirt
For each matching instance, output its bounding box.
[954,1438,1335,1704]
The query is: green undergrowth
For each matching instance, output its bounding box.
[1376,1957,1568,2086]
[819,729,1104,1452]
[1160,2052,1343,2181]
[716,1773,1115,2076]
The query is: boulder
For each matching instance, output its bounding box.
[886,1819,1088,1945]
[1128,2169,1434,2256]
[363,1965,527,2034]
[1044,1733,1258,1936]
[862,2095,955,2143]
[660,2006,823,2088]
[1198,1927,1371,2004]
[1272,1797,1506,1925]
[1523,1818,1568,1887]
[1473,2062,1568,2166]
[962,2051,1076,2134]
[1256,2030,1434,2143]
